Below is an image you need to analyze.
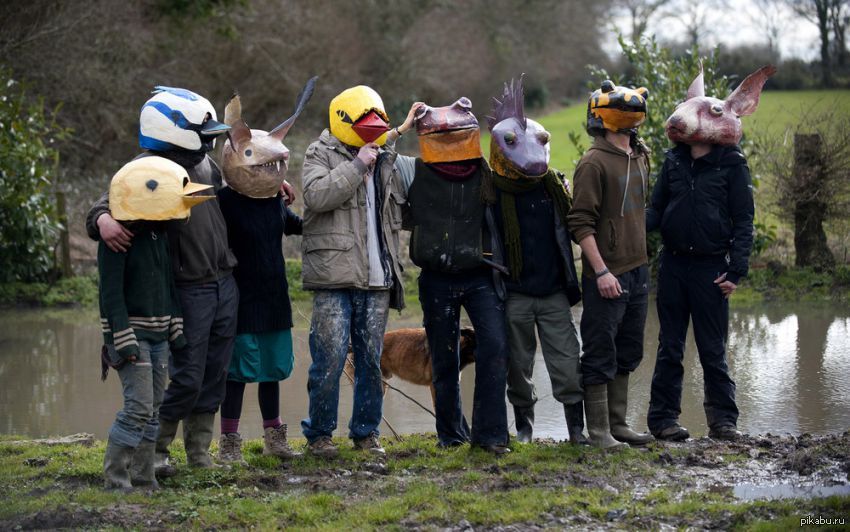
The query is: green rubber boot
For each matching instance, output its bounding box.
[184,413,218,468]
[103,439,134,490]
[154,418,179,477]
[130,439,159,489]
[608,374,654,446]
[584,384,628,450]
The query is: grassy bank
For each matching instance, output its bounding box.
[1,433,848,529]
[733,265,850,305]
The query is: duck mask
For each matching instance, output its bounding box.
[329,86,390,147]
[222,77,317,198]
[415,97,482,163]
[587,80,649,136]
[109,156,213,221]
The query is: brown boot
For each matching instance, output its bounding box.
[218,432,248,465]
[263,424,302,459]
[584,384,628,450]
[608,374,654,446]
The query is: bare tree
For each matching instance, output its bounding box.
[619,0,672,42]
[752,0,788,57]
[788,0,849,86]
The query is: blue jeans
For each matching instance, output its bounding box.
[419,269,509,447]
[301,289,390,442]
[108,340,170,448]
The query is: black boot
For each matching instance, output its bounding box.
[103,439,134,490]
[564,401,589,445]
[513,405,534,443]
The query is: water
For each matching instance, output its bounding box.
[1,300,849,441]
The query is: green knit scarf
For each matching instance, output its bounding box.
[493,168,572,281]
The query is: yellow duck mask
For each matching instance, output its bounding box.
[109,156,214,221]
[329,86,390,147]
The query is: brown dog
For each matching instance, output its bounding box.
[345,327,476,407]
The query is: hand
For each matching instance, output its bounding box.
[597,272,623,299]
[97,213,133,253]
[714,273,737,299]
[356,142,379,169]
[280,180,296,206]
[400,102,425,134]
[127,355,137,362]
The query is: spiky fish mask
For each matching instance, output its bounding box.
[109,156,213,221]
[487,76,551,179]
[328,85,390,147]
[222,77,317,198]
[587,80,649,136]
[414,97,482,163]
[666,65,776,146]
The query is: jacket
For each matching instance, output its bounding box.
[300,129,407,310]
[646,144,754,283]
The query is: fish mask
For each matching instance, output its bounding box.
[587,80,649,136]
[666,65,776,146]
[329,86,390,147]
[415,97,482,163]
[487,76,551,179]
[222,77,317,198]
[109,156,213,221]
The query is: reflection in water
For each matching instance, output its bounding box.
[1,300,848,440]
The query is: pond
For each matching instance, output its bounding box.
[1,300,848,441]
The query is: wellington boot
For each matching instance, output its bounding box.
[154,418,179,477]
[564,401,589,445]
[513,405,534,443]
[184,412,218,468]
[103,439,134,490]
[608,374,654,446]
[130,439,159,489]
[585,384,628,450]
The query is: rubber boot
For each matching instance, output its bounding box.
[154,417,179,477]
[608,374,654,446]
[130,439,159,489]
[584,384,627,450]
[103,439,134,490]
[513,405,534,443]
[564,401,589,445]
[184,412,218,468]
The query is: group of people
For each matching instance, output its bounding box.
[91,65,773,489]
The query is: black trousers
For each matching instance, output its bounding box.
[647,251,738,433]
[159,274,239,421]
[580,264,649,386]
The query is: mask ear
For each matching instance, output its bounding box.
[224,93,242,126]
[269,76,318,141]
[686,64,705,100]
[414,104,430,121]
[726,64,777,117]
[227,120,252,153]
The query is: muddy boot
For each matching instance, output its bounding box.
[218,433,248,465]
[154,418,179,478]
[103,439,134,490]
[608,374,654,446]
[184,412,218,468]
[564,401,589,445]
[585,384,627,450]
[513,405,534,443]
[264,424,302,459]
[129,439,159,489]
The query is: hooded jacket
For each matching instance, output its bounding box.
[646,144,754,284]
[567,136,649,278]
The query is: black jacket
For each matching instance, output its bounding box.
[646,144,754,284]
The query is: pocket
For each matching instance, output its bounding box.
[387,191,405,230]
[608,220,618,252]
[302,232,355,282]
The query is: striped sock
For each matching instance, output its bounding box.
[221,417,240,434]
[263,417,282,429]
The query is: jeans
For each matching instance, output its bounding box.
[301,289,390,442]
[647,251,738,433]
[108,340,170,447]
[419,269,509,447]
[159,274,238,421]
[579,264,649,386]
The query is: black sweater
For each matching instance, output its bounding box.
[217,187,303,334]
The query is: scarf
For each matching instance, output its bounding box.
[426,158,496,204]
[494,168,572,281]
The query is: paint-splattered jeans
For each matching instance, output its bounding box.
[419,269,509,447]
[301,289,390,442]
[107,340,170,448]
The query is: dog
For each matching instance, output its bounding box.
[345,326,476,407]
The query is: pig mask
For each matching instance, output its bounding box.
[666,65,776,146]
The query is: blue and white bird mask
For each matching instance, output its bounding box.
[139,86,230,153]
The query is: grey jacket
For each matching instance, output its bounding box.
[301,129,407,309]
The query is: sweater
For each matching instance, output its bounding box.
[98,224,186,359]
[217,187,303,333]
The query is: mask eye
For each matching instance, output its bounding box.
[245,149,253,157]
[504,131,516,145]
[183,177,189,188]
[710,104,723,116]
[146,179,158,191]
[537,131,550,145]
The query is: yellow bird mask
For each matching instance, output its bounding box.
[328,86,390,147]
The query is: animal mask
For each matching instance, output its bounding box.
[666,65,776,146]
[222,77,317,198]
[414,97,482,163]
[587,80,649,136]
[487,76,551,179]
[109,156,213,221]
[139,86,230,153]
[329,86,390,147]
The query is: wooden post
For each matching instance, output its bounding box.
[56,190,72,278]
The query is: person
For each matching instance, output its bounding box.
[405,97,510,454]
[86,86,240,472]
[98,156,211,489]
[299,86,418,458]
[567,80,654,449]
[486,77,585,444]
[646,66,772,441]
[214,81,315,462]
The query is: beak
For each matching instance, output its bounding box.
[182,182,214,207]
[200,119,231,137]
[352,111,390,144]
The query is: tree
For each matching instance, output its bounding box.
[618,0,672,42]
[752,0,789,57]
[789,0,849,87]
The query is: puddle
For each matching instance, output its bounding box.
[733,482,850,500]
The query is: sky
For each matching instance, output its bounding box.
[606,0,820,61]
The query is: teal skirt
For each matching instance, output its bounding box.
[228,329,294,383]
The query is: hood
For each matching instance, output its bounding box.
[670,143,745,167]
